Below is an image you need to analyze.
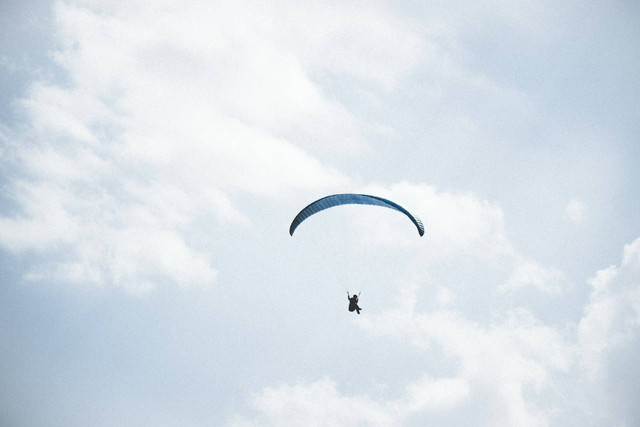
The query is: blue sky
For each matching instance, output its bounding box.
[1,1,639,425]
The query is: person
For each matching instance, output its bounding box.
[347,292,362,314]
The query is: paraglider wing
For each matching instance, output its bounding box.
[289,193,425,236]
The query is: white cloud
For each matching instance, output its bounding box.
[231,375,469,427]
[579,236,640,378]
[565,198,586,223]
[235,305,573,426]
[436,286,456,306]
[279,1,426,92]
[348,182,511,256]
[356,307,574,426]
[354,182,564,295]
[244,377,394,426]
[49,0,374,154]
[502,256,563,294]
[1,0,373,292]
[0,0,552,295]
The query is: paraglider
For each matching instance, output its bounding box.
[289,193,424,314]
[289,193,425,237]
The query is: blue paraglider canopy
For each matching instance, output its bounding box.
[289,193,424,237]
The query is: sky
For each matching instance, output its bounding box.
[1,0,639,425]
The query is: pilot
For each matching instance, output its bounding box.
[347,292,362,314]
